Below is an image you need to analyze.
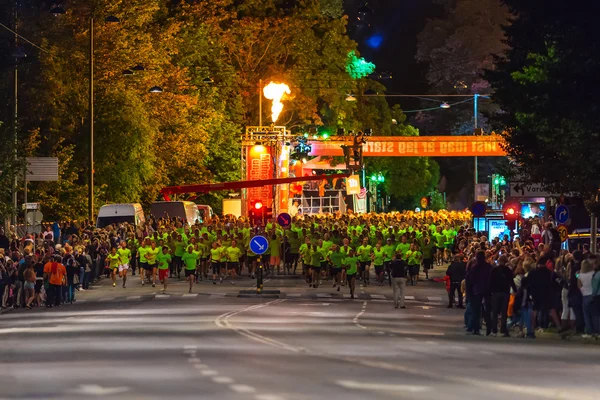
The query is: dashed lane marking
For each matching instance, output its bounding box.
[200,370,219,376]
[126,296,141,300]
[427,296,443,301]
[212,376,234,384]
[337,380,430,393]
[230,384,256,393]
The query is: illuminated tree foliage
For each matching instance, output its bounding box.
[345,50,376,80]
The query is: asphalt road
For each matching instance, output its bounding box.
[1,270,599,400]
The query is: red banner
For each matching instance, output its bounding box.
[309,136,506,157]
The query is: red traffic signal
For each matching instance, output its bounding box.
[254,201,263,210]
[503,203,520,221]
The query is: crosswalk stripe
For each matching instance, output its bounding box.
[371,294,386,299]
[183,293,198,298]
[427,296,443,301]
[405,295,415,300]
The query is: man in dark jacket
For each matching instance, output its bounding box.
[489,255,517,336]
[446,255,466,308]
[525,260,564,336]
[390,254,407,309]
[465,250,493,335]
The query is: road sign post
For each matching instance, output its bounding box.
[555,205,569,225]
[250,235,269,294]
[277,212,291,229]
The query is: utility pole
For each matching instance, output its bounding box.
[473,93,479,203]
[12,2,19,229]
[89,17,94,222]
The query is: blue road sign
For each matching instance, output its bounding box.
[277,212,291,228]
[555,205,569,224]
[470,201,486,218]
[250,235,269,255]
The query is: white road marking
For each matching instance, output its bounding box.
[69,384,130,396]
[405,295,415,300]
[421,306,430,310]
[427,296,443,301]
[343,294,352,298]
[480,350,495,355]
[212,376,234,384]
[423,315,432,318]
[256,395,286,400]
[188,357,201,363]
[316,293,331,298]
[126,296,141,300]
[425,341,437,345]
[371,294,385,299]
[183,293,198,298]
[201,370,219,376]
[286,293,301,297]
[98,297,114,301]
[155,294,170,299]
[183,345,197,350]
[337,380,430,393]
[230,384,256,393]
[193,364,209,369]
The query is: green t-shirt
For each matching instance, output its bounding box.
[117,248,131,265]
[174,241,186,257]
[395,243,410,259]
[322,240,334,252]
[357,245,373,262]
[372,248,385,266]
[421,242,435,259]
[310,249,322,267]
[138,246,149,262]
[340,245,352,255]
[182,251,199,270]
[157,252,172,270]
[289,237,301,253]
[382,244,395,262]
[144,247,160,265]
[329,251,345,268]
[270,238,281,257]
[225,246,242,262]
[344,256,359,275]
[210,247,223,263]
[299,243,310,263]
[433,232,445,248]
[406,250,422,265]
[107,254,120,268]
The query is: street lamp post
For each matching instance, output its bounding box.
[52,7,119,222]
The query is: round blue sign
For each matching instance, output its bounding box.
[555,205,569,224]
[470,201,486,217]
[277,213,292,228]
[249,235,269,255]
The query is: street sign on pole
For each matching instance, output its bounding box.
[555,205,569,225]
[470,201,486,217]
[557,225,568,242]
[509,183,556,198]
[249,235,269,255]
[276,212,291,228]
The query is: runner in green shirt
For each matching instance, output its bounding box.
[406,243,423,286]
[209,241,223,284]
[310,243,323,289]
[106,247,120,288]
[182,246,200,292]
[395,235,411,261]
[382,238,396,287]
[137,240,150,286]
[357,238,373,286]
[343,250,359,299]
[225,239,242,285]
[144,242,161,288]
[117,241,131,288]
[173,235,186,279]
[299,238,312,284]
[157,246,172,292]
[421,237,435,280]
[327,245,346,291]
[372,243,386,285]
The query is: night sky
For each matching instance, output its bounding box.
[345,0,443,110]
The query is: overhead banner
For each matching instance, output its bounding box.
[309,136,506,157]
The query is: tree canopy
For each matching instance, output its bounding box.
[486,0,600,212]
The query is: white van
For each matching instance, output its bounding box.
[150,201,201,226]
[96,203,145,228]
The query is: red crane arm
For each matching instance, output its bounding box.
[160,173,350,201]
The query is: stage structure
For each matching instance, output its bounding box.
[241,125,291,217]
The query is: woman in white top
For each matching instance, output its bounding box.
[577,259,598,336]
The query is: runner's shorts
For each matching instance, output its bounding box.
[158,269,169,281]
[227,261,239,271]
[145,263,156,271]
[423,259,433,270]
[118,264,129,272]
[409,264,420,276]
[184,269,196,277]
[211,262,221,274]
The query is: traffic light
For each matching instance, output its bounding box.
[249,200,265,226]
[503,203,520,222]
